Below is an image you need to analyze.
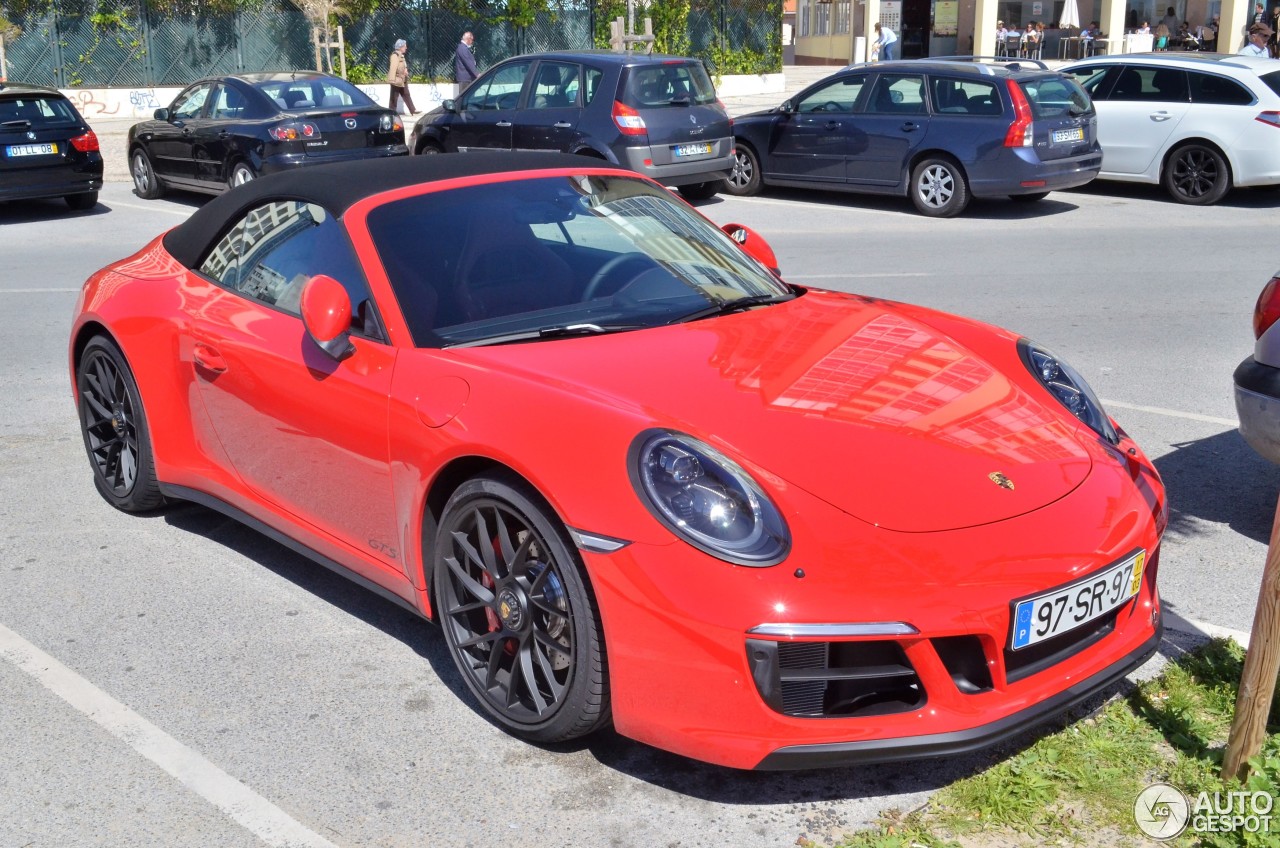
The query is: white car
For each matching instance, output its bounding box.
[1062,53,1280,204]
[1235,271,1280,463]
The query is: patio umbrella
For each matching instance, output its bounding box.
[1060,0,1081,29]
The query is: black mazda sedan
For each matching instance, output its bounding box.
[0,82,103,211]
[128,71,407,199]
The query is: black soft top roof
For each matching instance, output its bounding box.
[163,152,610,268]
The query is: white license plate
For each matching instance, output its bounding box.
[1051,127,1084,144]
[1010,550,1145,650]
[7,142,58,157]
[673,142,713,158]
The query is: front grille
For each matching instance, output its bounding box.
[1004,608,1119,684]
[747,638,925,718]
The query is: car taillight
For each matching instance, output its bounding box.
[269,122,320,141]
[378,113,402,132]
[1254,272,1280,338]
[69,131,99,152]
[612,100,647,136]
[1255,111,1280,129]
[1004,79,1033,148]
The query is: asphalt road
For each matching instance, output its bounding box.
[2,163,1276,846]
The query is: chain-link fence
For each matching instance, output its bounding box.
[2,0,778,88]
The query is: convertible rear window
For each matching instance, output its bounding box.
[366,175,788,347]
[621,62,718,107]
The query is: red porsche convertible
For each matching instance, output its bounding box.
[70,153,1167,770]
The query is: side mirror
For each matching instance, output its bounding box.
[442,99,457,113]
[299,274,355,360]
[778,100,794,114]
[721,223,780,277]
[153,107,170,121]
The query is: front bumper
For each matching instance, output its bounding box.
[585,436,1166,770]
[1234,356,1280,463]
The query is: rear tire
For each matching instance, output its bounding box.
[1163,142,1230,205]
[678,181,719,201]
[416,141,442,155]
[910,156,970,217]
[723,144,762,197]
[229,162,256,189]
[76,336,164,513]
[65,191,98,211]
[131,148,165,200]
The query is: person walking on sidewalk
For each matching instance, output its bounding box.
[455,31,479,91]
[387,38,415,116]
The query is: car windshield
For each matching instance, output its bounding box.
[621,62,718,107]
[1019,76,1091,117]
[0,95,80,129]
[366,175,791,347]
[254,77,375,111]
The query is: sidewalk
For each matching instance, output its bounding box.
[89,65,841,185]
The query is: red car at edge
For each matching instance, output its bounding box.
[70,153,1167,770]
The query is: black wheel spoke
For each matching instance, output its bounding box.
[516,642,549,714]
[531,638,566,701]
[468,508,503,580]
[456,630,502,651]
[444,549,494,605]
[533,628,571,658]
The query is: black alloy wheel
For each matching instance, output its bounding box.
[130,148,165,199]
[723,145,762,197]
[76,336,164,512]
[434,474,609,742]
[1164,143,1230,205]
[911,156,970,217]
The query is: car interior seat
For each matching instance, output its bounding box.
[452,205,575,322]
[1111,69,1142,99]
[319,93,344,108]
[1150,68,1188,102]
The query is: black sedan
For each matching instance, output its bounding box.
[0,82,102,211]
[128,71,407,199]
[724,59,1101,217]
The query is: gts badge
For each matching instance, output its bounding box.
[369,539,399,559]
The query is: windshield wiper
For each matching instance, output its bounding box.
[449,323,642,348]
[673,293,795,324]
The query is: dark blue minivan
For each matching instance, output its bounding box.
[725,59,1101,217]
[409,51,734,200]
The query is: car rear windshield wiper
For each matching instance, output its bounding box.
[674,293,795,324]
[1,119,32,128]
[450,323,643,348]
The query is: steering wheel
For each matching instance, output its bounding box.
[822,101,843,113]
[582,253,653,301]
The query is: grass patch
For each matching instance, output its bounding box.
[817,639,1280,848]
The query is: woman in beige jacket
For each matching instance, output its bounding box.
[387,39,416,115]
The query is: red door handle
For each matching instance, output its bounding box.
[193,343,227,374]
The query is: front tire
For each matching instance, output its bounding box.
[434,473,609,743]
[131,148,165,199]
[228,162,256,189]
[76,336,164,512]
[723,144,762,197]
[678,181,719,201]
[1163,143,1230,205]
[911,156,970,217]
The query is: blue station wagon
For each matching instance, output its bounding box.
[725,59,1102,216]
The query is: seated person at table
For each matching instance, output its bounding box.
[1154,22,1171,49]
[1136,20,1151,33]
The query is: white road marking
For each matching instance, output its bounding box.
[108,199,192,217]
[1163,611,1251,649]
[0,622,340,848]
[787,272,929,280]
[1101,399,1238,428]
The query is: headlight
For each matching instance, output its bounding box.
[1019,339,1118,444]
[629,430,790,566]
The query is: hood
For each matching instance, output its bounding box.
[463,290,1094,533]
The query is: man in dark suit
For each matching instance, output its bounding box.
[455,31,478,91]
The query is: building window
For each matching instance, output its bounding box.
[836,0,851,33]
